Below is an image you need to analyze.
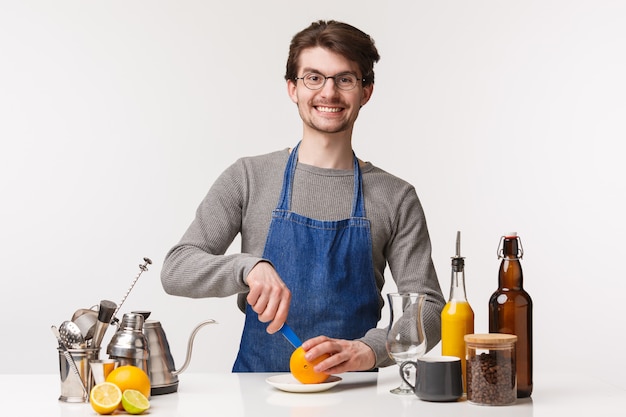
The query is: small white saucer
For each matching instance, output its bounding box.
[266,374,342,393]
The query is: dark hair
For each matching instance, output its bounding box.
[285,20,380,86]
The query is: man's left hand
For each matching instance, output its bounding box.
[301,336,376,374]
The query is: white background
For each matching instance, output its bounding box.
[1,0,625,390]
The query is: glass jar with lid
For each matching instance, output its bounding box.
[464,333,517,406]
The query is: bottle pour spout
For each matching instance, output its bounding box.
[452,231,465,272]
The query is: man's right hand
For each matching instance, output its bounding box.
[245,261,291,334]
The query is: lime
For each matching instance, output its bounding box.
[121,389,150,415]
[90,382,122,415]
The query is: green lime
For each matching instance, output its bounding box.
[121,389,150,415]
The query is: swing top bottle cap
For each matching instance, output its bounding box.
[505,232,518,238]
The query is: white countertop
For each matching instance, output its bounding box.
[1,367,624,416]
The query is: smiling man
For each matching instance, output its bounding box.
[289,48,372,143]
[161,20,445,374]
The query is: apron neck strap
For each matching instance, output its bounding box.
[277,141,366,217]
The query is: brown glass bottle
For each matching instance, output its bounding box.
[488,233,533,398]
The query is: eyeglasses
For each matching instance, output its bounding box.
[294,72,365,91]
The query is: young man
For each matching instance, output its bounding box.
[161,20,445,374]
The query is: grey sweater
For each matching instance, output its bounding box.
[161,148,445,368]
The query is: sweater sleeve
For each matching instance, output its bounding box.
[358,184,445,369]
[160,159,263,299]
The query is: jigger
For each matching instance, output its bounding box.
[90,359,119,385]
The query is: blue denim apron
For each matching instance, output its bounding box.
[232,143,380,372]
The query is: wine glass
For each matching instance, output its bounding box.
[386,292,427,395]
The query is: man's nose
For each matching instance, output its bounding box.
[320,77,340,94]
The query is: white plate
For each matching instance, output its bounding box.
[266,374,342,393]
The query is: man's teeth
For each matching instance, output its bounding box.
[317,106,341,113]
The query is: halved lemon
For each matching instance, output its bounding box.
[89,382,122,415]
[122,389,151,415]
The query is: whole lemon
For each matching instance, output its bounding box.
[105,365,151,398]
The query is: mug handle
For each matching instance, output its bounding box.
[399,361,418,391]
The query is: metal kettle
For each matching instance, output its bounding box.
[143,319,217,395]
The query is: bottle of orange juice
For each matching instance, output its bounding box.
[441,231,474,392]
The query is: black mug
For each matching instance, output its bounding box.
[400,356,463,402]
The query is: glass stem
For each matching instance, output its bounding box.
[402,367,411,388]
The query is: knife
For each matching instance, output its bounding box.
[278,323,302,348]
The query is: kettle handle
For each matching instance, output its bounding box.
[172,319,217,376]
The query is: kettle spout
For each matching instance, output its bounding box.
[172,319,217,376]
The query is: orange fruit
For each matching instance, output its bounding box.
[105,365,151,398]
[89,382,122,415]
[289,346,330,384]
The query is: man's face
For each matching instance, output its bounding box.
[287,47,373,136]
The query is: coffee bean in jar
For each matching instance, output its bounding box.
[464,333,517,406]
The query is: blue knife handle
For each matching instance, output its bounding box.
[279,323,302,348]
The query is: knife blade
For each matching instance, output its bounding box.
[278,323,302,348]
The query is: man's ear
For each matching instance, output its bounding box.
[287,79,298,104]
[360,83,374,107]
